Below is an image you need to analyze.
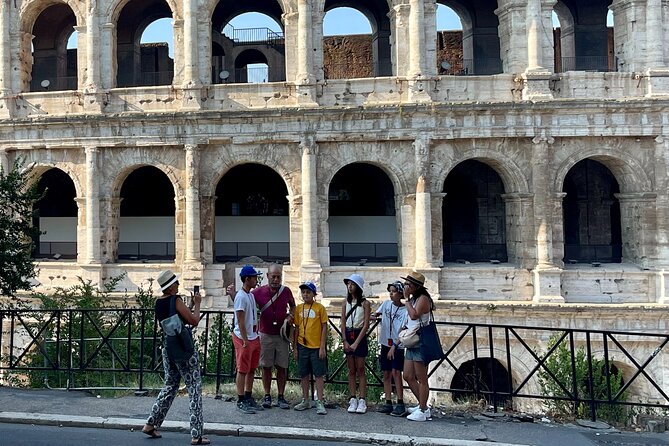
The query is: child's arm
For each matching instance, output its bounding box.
[319,322,327,359]
[292,312,299,360]
[340,300,350,351]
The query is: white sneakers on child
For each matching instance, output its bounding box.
[355,398,367,414]
[347,397,367,414]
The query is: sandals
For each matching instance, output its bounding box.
[191,437,210,445]
[142,427,162,438]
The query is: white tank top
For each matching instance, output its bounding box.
[345,299,366,329]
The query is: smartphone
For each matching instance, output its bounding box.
[194,285,200,294]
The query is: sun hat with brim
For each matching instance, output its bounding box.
[387,281,405,296]
[400,271,426,289]
[343,273,364,291]
[157,270,179,292]
[299,281,317,294]
[239,265,261,278]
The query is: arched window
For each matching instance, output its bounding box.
[323,7,374,79]
[116,1,174,87]
[436,4,466,75]
[443,160,507,263]
[33,168,78,259]
[30,5,78,92]
[328,163,397,264]
[118,166,175,261]
[212,7,285,84]
[563,159,621,264]
[214,164,289,263]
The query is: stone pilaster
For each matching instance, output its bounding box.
[300,137,319,268]
[615,192,658,268]
[414,136,433,268]
[501,192,534,267]
[182,0,200,87]
[296,0,315,84]
[430,192,446,267]
[0,147,8,174]
[389,4,410,77]
[201,195,215,264]
[184,144,201,263]
[400,195,416,267]
[84,147,101,263]
[85,0,100,92]
[101,23,115,89]
[653,136,669,266]
[646,0,664,67]
[408,0,426,78]
[521,0,553,100]
[101,197,121,263]
[0,0,10,96]
[495,0,527,74]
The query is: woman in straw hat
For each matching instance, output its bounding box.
[142,270,210,445]
[401,271,434,422]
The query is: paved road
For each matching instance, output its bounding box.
[0,423,355,446]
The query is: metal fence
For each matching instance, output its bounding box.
[1,308,668,421]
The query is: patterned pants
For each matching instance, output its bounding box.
[146,348,203,439]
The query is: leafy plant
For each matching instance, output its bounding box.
[538,334,628,423]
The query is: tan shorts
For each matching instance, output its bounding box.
[259,333,290,369]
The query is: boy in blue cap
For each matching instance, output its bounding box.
[293,281,328,415]
[233,265,263,414]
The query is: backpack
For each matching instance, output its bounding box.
[160,295,195,363]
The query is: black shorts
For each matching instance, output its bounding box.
[344,328,369,357]
[297,344,327,378]
[379,344,405,371]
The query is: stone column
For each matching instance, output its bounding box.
[0,147,9,173]
[495,0,527,74]
[646,0,664,67]
[300,137,319,266]
[200,195,215,264]
[101,23,115,89]
[414,136,433,268]
[184,144,201,263]
[84,147,101,263]
[85,0,100,92]
[182,0,200,86]
[296,0,314,84]
[0,0,10,95]
[389,4,410,77]
[522,0,553,99]
[654,136,669,266]
[408,0,426,78]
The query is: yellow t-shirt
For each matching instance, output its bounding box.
[294,301,328,349]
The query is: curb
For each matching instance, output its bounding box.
[0,412,532,446]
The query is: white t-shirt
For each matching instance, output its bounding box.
[375,300,408,347]
[233,289,259,341]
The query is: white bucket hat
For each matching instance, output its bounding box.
[343,273,364,291]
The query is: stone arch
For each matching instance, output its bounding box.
[24,162,83,199]
[207,155,297,200]
[434,149,531,195]
[319,154,410,201]
[19,0,85,34]
[202,0,291,25]
[106,0,181,25]
[554,150,652,194]
[111,162,184,201]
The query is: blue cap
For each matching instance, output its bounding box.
[240,265,261,278]
[299,281,317,294]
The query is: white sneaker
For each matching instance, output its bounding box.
[407,408,428,422]
[407,405,420,413]
[347,397,358,413]
[355,398,367,414]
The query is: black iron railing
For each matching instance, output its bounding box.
[1,308,667,421]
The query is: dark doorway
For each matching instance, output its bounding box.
[451,358,512,407]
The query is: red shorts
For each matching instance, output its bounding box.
[233,334,260,373]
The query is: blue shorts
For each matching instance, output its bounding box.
[379,345,405,371]
[405,346,424,363]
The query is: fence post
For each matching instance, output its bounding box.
[585,331,596,421]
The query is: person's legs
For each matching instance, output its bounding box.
[392,368,405,401]
[383,370,392,399]
[145,348,180,434]
[245,368,255,393]
[403,359,420,401]
[346,355,357,397]
[178,352,204,440]
[355,356,367,398]
[236,371,247,396]
[276,366,287,395]
[262,367,273,395]
[414,360,429,410]
[315,376,325,401]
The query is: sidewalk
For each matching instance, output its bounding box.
[0,387,667,446]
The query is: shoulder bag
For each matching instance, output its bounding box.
[417,309,444,364]
[160,295,195,363]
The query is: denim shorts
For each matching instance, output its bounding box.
[405,346,424,363]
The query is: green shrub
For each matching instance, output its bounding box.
[538,334,628,423]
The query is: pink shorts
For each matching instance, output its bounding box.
[233,334,261,373]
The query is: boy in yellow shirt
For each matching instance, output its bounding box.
[293,282,328,415]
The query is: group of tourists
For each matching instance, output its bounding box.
[141,263,438,444]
